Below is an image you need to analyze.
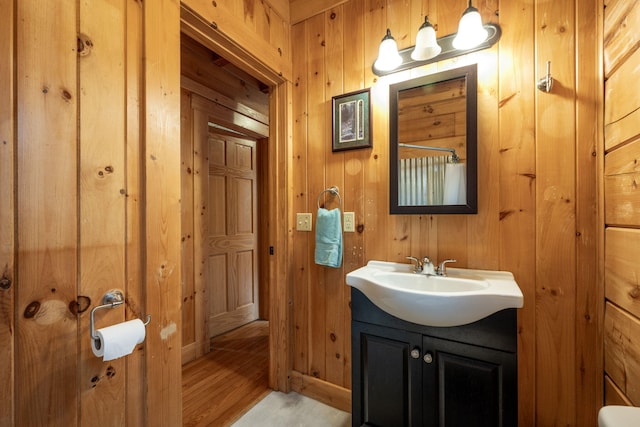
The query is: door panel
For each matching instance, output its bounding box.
[203,130,259,338]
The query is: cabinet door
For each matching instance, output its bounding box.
[422,335,517,427]
[352,321,423,427]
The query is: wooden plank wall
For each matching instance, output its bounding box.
[1,1,182,426]
[290,0,600,424]
[182,0,292,80]
[603,0,640,408]
[0,0,14,425]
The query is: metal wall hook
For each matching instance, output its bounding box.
[89,289,151,341]
[537,60,553,93]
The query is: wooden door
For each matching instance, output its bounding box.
[194,110,260,339]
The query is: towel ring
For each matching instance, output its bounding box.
[317,186,342,209]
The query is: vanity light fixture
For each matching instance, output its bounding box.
[372,5,500,77]
[411,16,441,61]
[452,0,488,50]
[373,29,403,72]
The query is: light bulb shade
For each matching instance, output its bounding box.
[411,17,441,61]
[452,5,488,50]
[374,29,402,72]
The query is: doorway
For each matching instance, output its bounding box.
[180,0,292,403]
[180,32,272,424]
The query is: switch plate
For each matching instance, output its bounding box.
[296,213,313,231]
[344,212,355,232]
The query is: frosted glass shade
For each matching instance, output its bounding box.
[374,29,402,72]
[452,6,488,50]
[411,17,441,61]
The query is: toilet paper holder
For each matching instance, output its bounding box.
[90,289,151,342]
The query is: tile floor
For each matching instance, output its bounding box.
[231,391,351,427]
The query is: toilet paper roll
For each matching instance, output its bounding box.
[91,319,146,361]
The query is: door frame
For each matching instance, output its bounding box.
[180,5,292,392]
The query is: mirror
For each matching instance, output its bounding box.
[389,64,477,214]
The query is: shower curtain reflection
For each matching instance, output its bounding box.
[398,156,466,206]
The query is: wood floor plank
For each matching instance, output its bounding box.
[182,321,269,426]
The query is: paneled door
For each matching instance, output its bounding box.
[189,94,262,341]
[203,129,260,337]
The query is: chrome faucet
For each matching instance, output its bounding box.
[407,256,456,276]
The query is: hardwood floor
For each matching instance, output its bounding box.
[182,320,270,427]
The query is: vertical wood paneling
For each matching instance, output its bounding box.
[386,0,413,264]
[270,79,293,392]
[435,0,466,36]
[0,0,14,425]
[575,0,601,425]
[341,0,366,389]
[79,0,127,424]
[291,0,600,422]
[363,0,390,262]
[324,6,346,387]
[387,0,412,51]
[143,0,182,425]
[498,0,537,424]
[535,0,577,424]
[16,1,79,425]
[291,21,309,375]
[124,1,145,424]
[306,13,328,380]
[468,49,500,271]
[181,89,196,354]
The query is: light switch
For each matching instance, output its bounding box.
[344,212,355,232]
[296,213,312,231]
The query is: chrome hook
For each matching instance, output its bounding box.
[537,60,553,93]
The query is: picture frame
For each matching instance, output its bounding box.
[332,88,372,152]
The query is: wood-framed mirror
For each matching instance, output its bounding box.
[389,64,477,214]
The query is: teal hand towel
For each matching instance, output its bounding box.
[315,208,343,268]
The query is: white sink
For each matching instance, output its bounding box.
[346,260,523,327]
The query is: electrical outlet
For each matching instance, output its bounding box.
[296,213,313,231]
[344,212,355,232]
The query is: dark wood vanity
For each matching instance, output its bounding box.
[351,288,518,427]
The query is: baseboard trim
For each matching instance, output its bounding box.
[290,371,352,413]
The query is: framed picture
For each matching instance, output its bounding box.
[332,88,372,152]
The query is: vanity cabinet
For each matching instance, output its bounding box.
[351,288,517,427]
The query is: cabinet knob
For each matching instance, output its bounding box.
[410,348,421,359]
[423,352,433,364]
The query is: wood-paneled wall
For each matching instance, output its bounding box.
[1,1,181,426]
[0,0,608,424]
[290,0,601,424]
[182,0,292,81]
[603,0,640,408]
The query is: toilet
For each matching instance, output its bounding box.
[598,406,640,427]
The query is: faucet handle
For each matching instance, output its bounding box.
[437,259,457,276]
[406,256,423,273]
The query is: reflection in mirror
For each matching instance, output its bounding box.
[390,64,477,214]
